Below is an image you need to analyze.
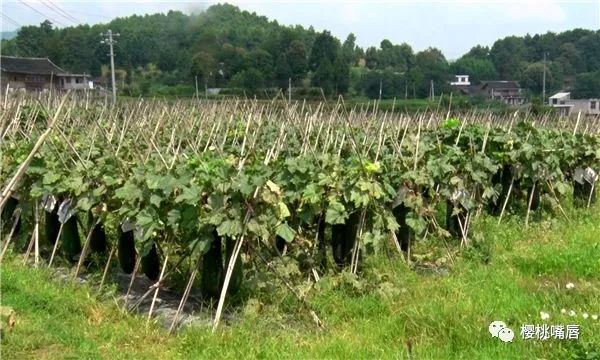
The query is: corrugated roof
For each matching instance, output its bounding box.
[549,92,570,99]
[0,56,67,75]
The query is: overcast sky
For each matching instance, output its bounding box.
[1,0,599,59]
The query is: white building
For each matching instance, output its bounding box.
[450,75,470,86]
[57,73,93,90]
[549,92,599,116]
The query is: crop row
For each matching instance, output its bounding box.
[1,96,599,327]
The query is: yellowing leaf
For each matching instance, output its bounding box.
[265,180,281,195]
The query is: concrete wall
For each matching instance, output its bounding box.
[58,75,91,90]
[552,99,600,116]
[567,99,600,115]
[1,70,58,91]
[1,71,91,91]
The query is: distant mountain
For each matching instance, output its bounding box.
[1,30,18,40]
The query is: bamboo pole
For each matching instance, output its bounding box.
[147,255,169,324]
[34,202,40,267]
[0,92,70,211]
[74,220,100,279]
[99,246,115,290]
[169,256,201,334]
[497,179,514,225]
[125,257,142,299]
[0,209,21,262]
[48,223,65,267]
[524,182,537,228]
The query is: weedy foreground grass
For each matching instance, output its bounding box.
[2,203,599,359]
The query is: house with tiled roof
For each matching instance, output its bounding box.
[0,56,92,92]
[449,75,526,106]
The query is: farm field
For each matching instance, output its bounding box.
[2,206,600,359]
[1,94,599,359]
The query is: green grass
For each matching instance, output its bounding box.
[2,203,600,359]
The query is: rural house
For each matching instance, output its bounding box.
[0,55,92,92]
[450,75,526,106]
[548,92,600,116]
[450,74,471,86]
[478,81,526,106]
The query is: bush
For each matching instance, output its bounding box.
[148,84,194,97]
[529,96,555,115]
[293,87,324,99]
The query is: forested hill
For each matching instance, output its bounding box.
[1,3,599,99]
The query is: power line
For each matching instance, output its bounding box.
[66,10,112,21]
[41,0,81,25]
[1,16,20,29]
[1,13,21,28]
[45,0,81,22]
[39,0,78,25]
[17,0,67,27]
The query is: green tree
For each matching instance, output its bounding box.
[309,31,348,95]
[0,39,18,55]
[15,20,56,58]
[190,51,217,86]
[414,47,449,97]
[308,31,339,72]
[286,40,308,84]
[464,45,491,60]
[218,43,247,82]
[377,40,414,72]
[520,62,553,94]
[555,42,583,75]
[342,33,359,66]
[406,68,424,98]
[490,36,527,79]
[451,57,497,83]
[333,54,350,94]
[230,68,265,92]
[359,69,405,99]
[576,33,600,72]
[311,58,334,94]
[573,71,600,98]
[4,4,600,99]
[245,49,274,81]
[264,29,309,88]
[364,46,378,69]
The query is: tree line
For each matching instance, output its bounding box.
[2,3,599,99]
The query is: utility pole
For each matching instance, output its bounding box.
[429,80,434,100]
[288,77,292,103]
[542,51,548,104]
[206,72,210,99]
[100,29,120,103]
[378,78,382,101]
